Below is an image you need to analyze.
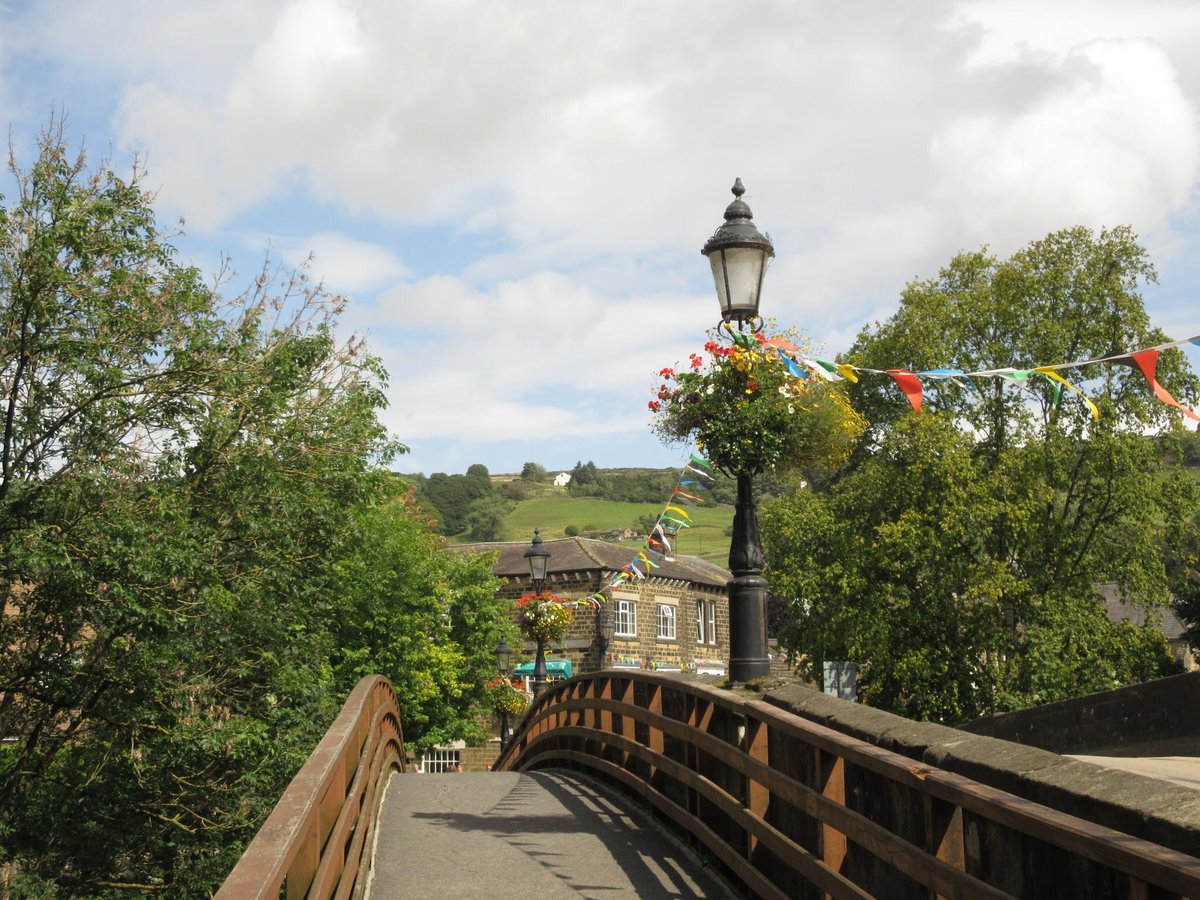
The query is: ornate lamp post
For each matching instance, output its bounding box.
[597,603,615,669]
[702,179,775,683]
[524,529,552,696]
[494,638,513,751]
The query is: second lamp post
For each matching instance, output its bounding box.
[524,529,552,696]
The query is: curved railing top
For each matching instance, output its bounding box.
[216,675,404,900]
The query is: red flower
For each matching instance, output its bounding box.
[648,400,661,411]
[659,367,675,378]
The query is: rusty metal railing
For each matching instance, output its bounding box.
[496,672,1200,899]
[216,676,404,900]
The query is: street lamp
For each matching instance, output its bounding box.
[524,530,551,696]
[494,638,513,751]
[701,177,775,328]
[702,179,774,684]
[597,604,615,669]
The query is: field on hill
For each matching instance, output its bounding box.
[458,492,734,564]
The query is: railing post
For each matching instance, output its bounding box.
[744,716,769,866]
[927,796,965,900]
[818,749,848,896]
[620,678,636,770]
[687,694,714,819]
[647,682,664,788]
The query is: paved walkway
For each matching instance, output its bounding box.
[366,770,739,899]
[1070,756,1200,792]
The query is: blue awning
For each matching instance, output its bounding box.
[513,659,574,678]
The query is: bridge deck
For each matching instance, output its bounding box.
[366,770,738,899]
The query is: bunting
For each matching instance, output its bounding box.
[545,452,721,611]
[768,332,1200,421]
[1116,349,1200,422]
[544,332,1198,613]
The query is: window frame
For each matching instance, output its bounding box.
[656,602,677,641]
[615,597,638,637]
[695,598,717,646]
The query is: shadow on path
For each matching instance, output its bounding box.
[367,770,739,899]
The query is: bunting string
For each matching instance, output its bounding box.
[766,331,1200,421]
[548,452,719,611]
[544,332,1199,612]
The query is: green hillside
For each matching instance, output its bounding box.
[456,492,734,564]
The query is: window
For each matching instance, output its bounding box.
[657,603,677,640]
[419,748,461,773]
[696,599,717,645]
[615,598,637,637]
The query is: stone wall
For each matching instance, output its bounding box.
[960,670,1200,757]
[497,570,729,675]
[764,682,1200,858]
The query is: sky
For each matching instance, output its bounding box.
[2,0,1199,476]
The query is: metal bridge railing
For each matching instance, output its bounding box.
[496,671,1200,899]
[215,676,404,900]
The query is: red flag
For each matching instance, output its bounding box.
[1125,349,1200,421]
[886,369,924,414]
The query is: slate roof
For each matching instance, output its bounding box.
[1097,582,1188,640]
[452,536,731,589]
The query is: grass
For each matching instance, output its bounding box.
[453,490,734,564]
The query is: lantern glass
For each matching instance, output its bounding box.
[524,530,550,583]
[495,639,512,675]
[709,245,769,320]
[599,612,615,645]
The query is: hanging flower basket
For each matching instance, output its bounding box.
[518,592,574,644]
[649,326,866,477]
[486,678,530,717]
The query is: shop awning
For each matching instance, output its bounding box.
[513,659,574,678]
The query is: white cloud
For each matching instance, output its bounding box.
[5,0,1200,471]
[267,230,410,293]
[350,270,712,443]
[930,38,1200,248]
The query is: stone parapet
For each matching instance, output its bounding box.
[765,682,1200,858]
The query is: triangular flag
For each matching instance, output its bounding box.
[1119,350,1200,421]
[1034,367,1099,420]
[886,369,924,414]
[756,333,801,352]
[778,351,810,379]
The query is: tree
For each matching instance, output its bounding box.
[0,122,512,896]
[762,227,1198,723]
[419,471,495,534]
[466,463,490,478]
[464,494,513,541]
[520,461,548,482]
[327,492,512,749]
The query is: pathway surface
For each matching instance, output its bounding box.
[366,770,739,899]
[1070,756,1200,792]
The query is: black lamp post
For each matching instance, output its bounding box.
[597,604,615,669]
[702,179,775,684]
[494,638,513,751]
[524,529,551,696]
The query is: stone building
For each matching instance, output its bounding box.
[455,536,731,679]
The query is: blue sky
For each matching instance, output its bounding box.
[2,0,1199,476]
